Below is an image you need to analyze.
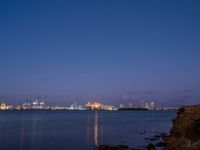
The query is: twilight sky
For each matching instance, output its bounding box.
[0,0,200,106]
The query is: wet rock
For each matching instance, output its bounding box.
[99,144,109,150]
[155,141,165,147]
[160,133,168,141]
[162,135,169,141]
[148,137,158,141]
[110,145,129,150]
[153,135,161,139]
[144,138,149,141]
[98,144,129,150]
[146,143,155,150]
[160,133,167,137]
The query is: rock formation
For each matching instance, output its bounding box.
[164,105,200,150]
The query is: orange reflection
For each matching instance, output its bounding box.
[86,111,101,146]
[94,111,99,146]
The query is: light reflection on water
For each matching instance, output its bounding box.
[94,112,99,146]
[86,111,101,147]
[0,110,176,150]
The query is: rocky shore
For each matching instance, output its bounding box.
[98,131,167,150]
[98,105,200,150]
[164,105,200,150]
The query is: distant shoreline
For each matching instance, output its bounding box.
[0,109,177,111]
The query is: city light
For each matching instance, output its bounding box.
[0,99,178,111]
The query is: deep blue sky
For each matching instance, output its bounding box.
[0,0,200,106]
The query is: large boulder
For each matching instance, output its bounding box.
[164,105,200,150]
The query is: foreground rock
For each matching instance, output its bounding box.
[98,144,142,150]
[99,144,129,150]
[164,105,200,150]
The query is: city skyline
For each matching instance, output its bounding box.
[0,90,199,107]
[0,98,167,111]
[1,0,200,106]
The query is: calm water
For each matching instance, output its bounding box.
[0,110,176,150]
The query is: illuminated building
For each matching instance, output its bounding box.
[0,102,11,110]
[85,102,116,110]
[128,102,133,108]
[145,102,150,109]
[32,96,45,109]
[103,105,117,111]
[139,101,145,108]
[119,104,124,108]
[0,102,6,110]
[86,102,104,110]
[150,102,155,110]
[67,102,85,110]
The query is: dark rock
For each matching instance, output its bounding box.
[98,144,129,150]
[110,145,129,150]
[99,144,109,150]
[153,135,161,139]
[146,143,155,150]
[191,118,200,140]
[162,135,169,141]
[148,138,158,141]
[160,133,168,141]
[155,141,165,147]
[177,107,185,115]
[164,105,200,150]
[160,133,167,137]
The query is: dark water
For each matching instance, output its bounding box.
[0,110,176,150]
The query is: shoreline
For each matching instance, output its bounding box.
[0,109,177,111]
[98,105,200,150]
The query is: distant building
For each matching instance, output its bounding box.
[139,101,145,108]
[128,102,133,108]
[85,102,104,110]
[68,102,84,110]
[145,102,150,109]
[119,104,124,108]
[150,102,155,110]
[0,102,11,110]
[32,96,45,109]
[0,102,6,110]
[85,102,116,110]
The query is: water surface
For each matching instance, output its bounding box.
[0,110,176,150]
